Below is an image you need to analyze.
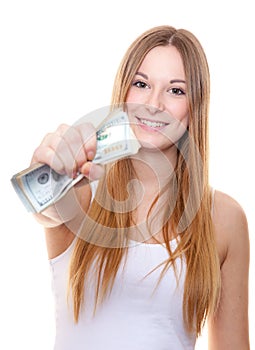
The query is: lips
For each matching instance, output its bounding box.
[136,116,169,130]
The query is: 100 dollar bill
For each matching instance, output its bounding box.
[11,111,140,213]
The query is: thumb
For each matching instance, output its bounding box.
[81,162,105,181]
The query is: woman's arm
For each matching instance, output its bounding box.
[30,122,104,259]
[43,181,92,259]
[208,191,250,349]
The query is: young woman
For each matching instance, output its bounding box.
[31,26,250,349]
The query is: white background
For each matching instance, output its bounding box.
[0,0,254,349]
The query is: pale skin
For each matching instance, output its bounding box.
[31,46,250,349]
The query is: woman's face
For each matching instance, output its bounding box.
[126,45,189,152]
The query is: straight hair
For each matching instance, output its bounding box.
[68,25,221,336]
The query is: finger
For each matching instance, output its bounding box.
[35,131,76,177]
[56,124,87,170]
[52,136,78,178]
[32,145,65,174]
[76,123,97,162]
[80,162,105,181]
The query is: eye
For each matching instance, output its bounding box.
[132,80,149,89]
[169,87,185,96]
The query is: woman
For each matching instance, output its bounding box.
[31,26,250,349]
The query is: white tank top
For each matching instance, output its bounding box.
[49,182,197,350]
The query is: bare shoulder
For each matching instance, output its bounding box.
[213,190,248,228]
[213,189,249,264]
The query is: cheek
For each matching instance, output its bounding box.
[125,90,136,103]
[125,89,145,104]
[165,100,189,124]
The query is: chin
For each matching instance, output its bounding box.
[137,138,174,153]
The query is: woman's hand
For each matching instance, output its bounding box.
[31,122,104,227]
[31,122,104,180]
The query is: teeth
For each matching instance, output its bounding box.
[139,118,166,128]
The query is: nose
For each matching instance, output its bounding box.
[145,89,164,114]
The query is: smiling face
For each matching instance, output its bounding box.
[126,45,189,153]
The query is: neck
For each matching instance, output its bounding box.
[132,147,177,178]
[131,145,177,191]
[128,146,177,243]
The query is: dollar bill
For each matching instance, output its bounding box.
[11,110,140,213]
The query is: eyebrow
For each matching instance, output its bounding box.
[135,72,186,84]
[135,71,148,79]
[170,79,186,84]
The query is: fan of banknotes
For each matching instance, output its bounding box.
[11,110,141,213]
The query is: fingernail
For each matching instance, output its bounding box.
[72,171,79,179]
[87,151,94,161]
[82,163,90,176]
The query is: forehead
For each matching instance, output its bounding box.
[138,45,185,80]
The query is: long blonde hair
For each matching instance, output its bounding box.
[68,25,221,336]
